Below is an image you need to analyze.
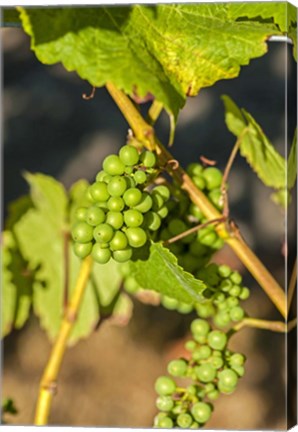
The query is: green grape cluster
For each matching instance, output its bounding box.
[153,318,246,429]
[71,145,171,264]
[195,263,250,328]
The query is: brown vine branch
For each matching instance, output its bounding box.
[106,83,286,318]
[34,256,93,425]
[233,317,297,333]
[287,257,297,316]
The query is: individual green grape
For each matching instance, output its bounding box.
[161,295,179,310]
[229,353,245,367]
[177,413,193,428]
[176,302,193,314]
[213,312,231,328]
[73,242,93,259]
[220,279,233,292]
[125,227,147,248]
[229,306,245,322]
[191,319,210,336]
[157,205,169,219]
[157,416,174,429]
[125,176,136,189]
[226,297,239,308]
[196,345,212,360]
[123,188,143,207]
[195,364,216,383]
[119,145,139,166]
[189,203,204,220]
[144,211,161,231]
[209,356,224,370]
[113,248,133,262]
[231,365,245,377]
[229,285,241,297]
[191,402,212,424]
[192,175,206,190]
[93,223,114,243]
[190,421,200,429]
[168,219,187,236]
[75,207,88,221]
[239,287,250,300]
[153,185,171,201]
[72,222,94,243]
[156,395,174,412]
[92,244,111,264]
[155,376,176,396]
[124,209,144,227]
[107,196,125,212]
[207,330,227,350]
[140,150,156,168]
[133,192,153,213]
[106,211,124,230]
[187,163,203,177]
[125,166,133,175]
[109,231,128,251]
[152,192,165,211]
[230,271,242,285]
[207,389,220,401]
[86,206,106,226]
[107,176,127,197]
[103,154,125,175]
[208,188,223,209]
[167,359,188,377]
[185,340,197,352]
[197,228,217,247]
[196,302,216,318]
[218,264,232,278]
[134,170,147,184]
[124,276,140,294]
[203,167,223,190]
[217,368,238,388]
[89,182,110,202]
[95,170,107,182]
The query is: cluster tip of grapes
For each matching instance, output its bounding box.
[153,318,246,429]
[71,144,171,264]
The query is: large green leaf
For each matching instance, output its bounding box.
[12,174,129,344]
[2,231,33,337]
[18,4,282,117]
[130,242,206,304]
[222,95,286,190]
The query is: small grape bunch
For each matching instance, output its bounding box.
[71,145,170,264]
[195,263,250,327]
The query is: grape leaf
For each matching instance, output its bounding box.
[11,174,130,344]
[17,5,283,117]
[2,231,33,337]
[222,95,286,190]
[130,242,206,304]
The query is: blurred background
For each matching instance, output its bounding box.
[2,20,297,429]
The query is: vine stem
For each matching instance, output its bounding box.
[106,83,287,319]
[287,257,297,315]
[233,317,297,333]
[34,256,93,425]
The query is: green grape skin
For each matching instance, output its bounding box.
[89,182,110,202]
[213,292,226,304]
[153,185,171,201]
[113,248,132,262]
[144,211,161,231]
[119,145,139,166]
[190,422,200,429]
[209,356,224,370]
[212,237,225,250]
[208,188,223,209]
[205,383,215,393]
[73,242,93,259]
[196,345,212,360]
[207,330,227,350]
[156,205,169,219]
[229,306,245,322]
[218,264,232,278]
[213,312,231,328]
[187,163,203,177]
[217,381,235,394]
[125,176,136,189]
[109,231,128,251]
[229,353,245,367]
[230,271,242,285]
[72,222,94,243]
[124,276,140,294]
[153,412,167,427]
[220,279,233,292]
[107,196,125,212]
[187,384,198,395]
[95,170,106,182]
[133,192,153,213]
[157,416,174,429]
[103,154,125,175]
[177,302,193,314]
[231,365,245,377]
[125,227,147,248]
[195,364,216,383]
[152,192,165,211]
[229,285,241,297]
[185,340,197,352]
[168,219,187,236]
[140,150,156,168]
[207,389,220,401]
[156,395,174,412]
[239,287,250,300]
[218,369,238,388]
[191,319,210,336]
[203,167,223,190]
[107,176,127,197]
[123,188,143,207]
[226,297,239,308]
[160,295,179,310]
[189,203,204,220]
[86,206,106,226]
[93,223,114,243]
[172,404,185,415]
[154,376,176,396]
[105,211,124,230]
[177,413,193,428]
[197,228,217,247]
[75,207,88,222]
[92,244,111,264]
[196,302,215,318]
[167,359,188,377]
[124,209,144,228]
[125,166,133,175]
[191,402,212,424]
[134,170,147,184]
[192,175,206,190]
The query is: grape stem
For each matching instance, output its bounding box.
[33,256,93,425]
[232,317,297,333]
[164,217,226,245]
[287,257,297,315]
[106,83,287,319]
[147,100,164,125]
